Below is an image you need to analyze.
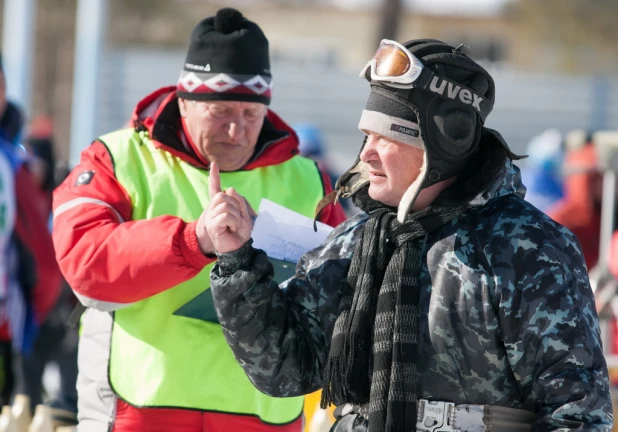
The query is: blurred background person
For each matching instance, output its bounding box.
[294,122,338,188]
[0,53,20,405]
[546,133,602,270]
[519,129,564,213]
[0,51,63,413]
[14,116,78,425]
[0,130,19,407]
[294,122,357,216]
[0,114,61,409]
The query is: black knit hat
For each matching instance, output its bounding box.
[177,8,272,105]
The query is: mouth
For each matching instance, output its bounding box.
[215,142,244,151]
[369,170,387,181]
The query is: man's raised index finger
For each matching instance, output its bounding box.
[209,162,222,199]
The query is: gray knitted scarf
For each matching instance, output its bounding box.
[322,144,505,432]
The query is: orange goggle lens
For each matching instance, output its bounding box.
[373,43,412,77]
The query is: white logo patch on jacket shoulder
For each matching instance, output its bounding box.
[75,170,95,186]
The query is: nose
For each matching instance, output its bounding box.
[360,134,379,163]
[227,114,245,141]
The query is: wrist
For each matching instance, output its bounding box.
[194,222,215,256]
[180,221,216,269]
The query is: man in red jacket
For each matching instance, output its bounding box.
[52,8,345,432]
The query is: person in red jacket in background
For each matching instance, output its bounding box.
[546,137,602,269]
[547,136,618,356]
[52,8,345,432]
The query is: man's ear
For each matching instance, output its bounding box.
[178,98,188,118]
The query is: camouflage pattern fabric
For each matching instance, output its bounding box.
[211,158,613,431]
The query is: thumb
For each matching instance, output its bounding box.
[209,162,222,200]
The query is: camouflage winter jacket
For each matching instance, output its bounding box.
[211,159,613,431]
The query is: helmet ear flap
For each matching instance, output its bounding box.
[424,98,479,160]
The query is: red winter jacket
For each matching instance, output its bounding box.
[52,87,346,307]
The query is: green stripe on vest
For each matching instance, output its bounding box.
[103,129,324,423]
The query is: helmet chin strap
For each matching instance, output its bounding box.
[397,150,428,223]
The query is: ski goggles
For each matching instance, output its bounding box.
[360,39,425,87]
[360,39,493,123]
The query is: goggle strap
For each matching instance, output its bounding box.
[416,68,493,123]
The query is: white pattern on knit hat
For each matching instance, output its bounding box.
[177,71,272,95]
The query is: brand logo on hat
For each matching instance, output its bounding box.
[185,63,211,72]
[429,76,483,112]
[390,123,419,137]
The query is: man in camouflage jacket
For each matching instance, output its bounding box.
[206,39,613,431]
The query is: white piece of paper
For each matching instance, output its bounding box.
[252,199,334,263]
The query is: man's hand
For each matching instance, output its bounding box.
[199,162,256,255]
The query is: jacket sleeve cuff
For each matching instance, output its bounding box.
[180,220,216,269]
[216,239,256,276]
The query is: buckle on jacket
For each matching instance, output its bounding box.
[416,399,457,432]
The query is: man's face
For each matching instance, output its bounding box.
[178,99,267,171]
[359,131,425,207]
